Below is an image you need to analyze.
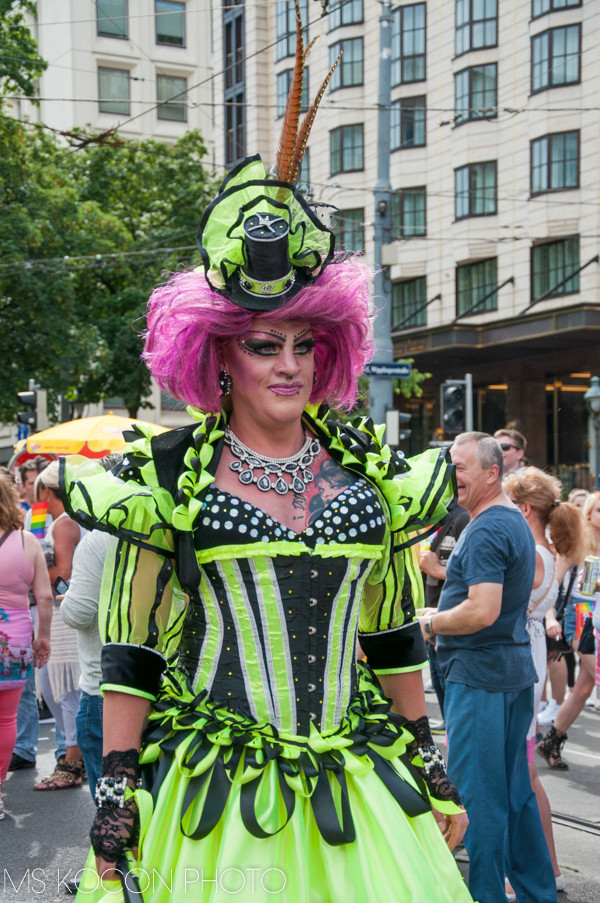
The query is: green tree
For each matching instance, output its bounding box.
[0,0,47,102]
[394,359,431,399]
[0,122,216,423]
[64,130,217,416]
[0,118,129,423]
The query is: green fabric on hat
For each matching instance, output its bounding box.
[198,156,334,285]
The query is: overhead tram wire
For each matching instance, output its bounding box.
[10,93,600,115]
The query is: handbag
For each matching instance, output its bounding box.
[546,567,576,658]
[578,615,596,656]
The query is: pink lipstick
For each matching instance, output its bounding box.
[269,383,303,396]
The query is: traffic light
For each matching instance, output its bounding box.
[441,382,466,436]
[16,386,48,436]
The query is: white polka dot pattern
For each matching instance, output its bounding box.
[196,480,386,549]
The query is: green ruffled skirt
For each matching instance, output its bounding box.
[77,669,473,903]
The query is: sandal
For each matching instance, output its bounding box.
[537,725,569,770]
[33,756,84,790]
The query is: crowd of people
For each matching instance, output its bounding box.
[0,455,119,817]
[420,427,600,901]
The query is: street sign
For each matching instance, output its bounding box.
[365,362,412,379]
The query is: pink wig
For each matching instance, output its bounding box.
[143,256,374,413]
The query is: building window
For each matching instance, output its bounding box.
[297,148,310,194]
[332,209,364,252]
[531,131,579,194]
[97,0,127,38]
[330,38,363,90]
[455,0,497,57]
[156,0,185,46]
[157,75,186,120]
[533,0,580,19]
[225,95,245,164]
[225,8,244,90]
[456,258,498,316]
[531,237,579,300]
[98,67,129,114]
[328,0,363,31]
[330,124,364,175]
[455,162,496,219]
[276,69,309,117]
[391,97,426,150]
[391,187,426,237]
[224,1,245,165]
[391,3,426,86]
[532,26,580,92]
[277,0,307,62]
[393,277,427,328]
[455,64,497,124]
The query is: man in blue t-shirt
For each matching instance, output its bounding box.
[418,432,557,903]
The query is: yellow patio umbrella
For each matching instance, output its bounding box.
[24,412,169,458]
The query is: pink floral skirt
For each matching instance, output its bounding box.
[0,606,33,689]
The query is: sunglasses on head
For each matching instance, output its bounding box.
[500,443,519,452]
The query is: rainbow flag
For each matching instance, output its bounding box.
[30,501,48,539]
[575,601,594,639]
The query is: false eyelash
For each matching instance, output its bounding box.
[295,338,316,354]
[240,340,282,356]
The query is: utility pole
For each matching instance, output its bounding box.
[369,0,394,427]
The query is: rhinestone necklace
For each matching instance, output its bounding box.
[224,427,321,495]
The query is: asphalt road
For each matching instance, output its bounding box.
[1,691,598,903]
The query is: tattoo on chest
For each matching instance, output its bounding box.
[303,452,356,526]
[291,492,306,521]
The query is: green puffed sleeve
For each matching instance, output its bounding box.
[358,447,456,674]
[60,450,187,701]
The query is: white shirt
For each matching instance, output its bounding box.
[60,530,116,695]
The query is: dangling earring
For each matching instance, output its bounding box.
[218,369,233,395]
[313,372,317,385]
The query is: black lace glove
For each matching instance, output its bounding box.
[403,716,463,808]
[90,749,141,863]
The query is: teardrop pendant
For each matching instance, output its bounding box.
[274,477,289,495]
[257,474,272,492]
[292,476,305,494]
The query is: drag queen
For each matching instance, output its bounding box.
[61,9,472,901]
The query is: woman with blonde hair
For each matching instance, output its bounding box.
[504,466,585,894]
[538,490,600,770]
[32,461,86,791]
[0,475,52,819]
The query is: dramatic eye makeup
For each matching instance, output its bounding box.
[294,336,315,355]
[239,332,284,356]
[238,330,315,357]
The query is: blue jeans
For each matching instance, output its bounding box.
[445,682,557,903]
[75,692,103,802]
[13,669,38,762]
[14,672,66,762]
[426,642,446,718]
